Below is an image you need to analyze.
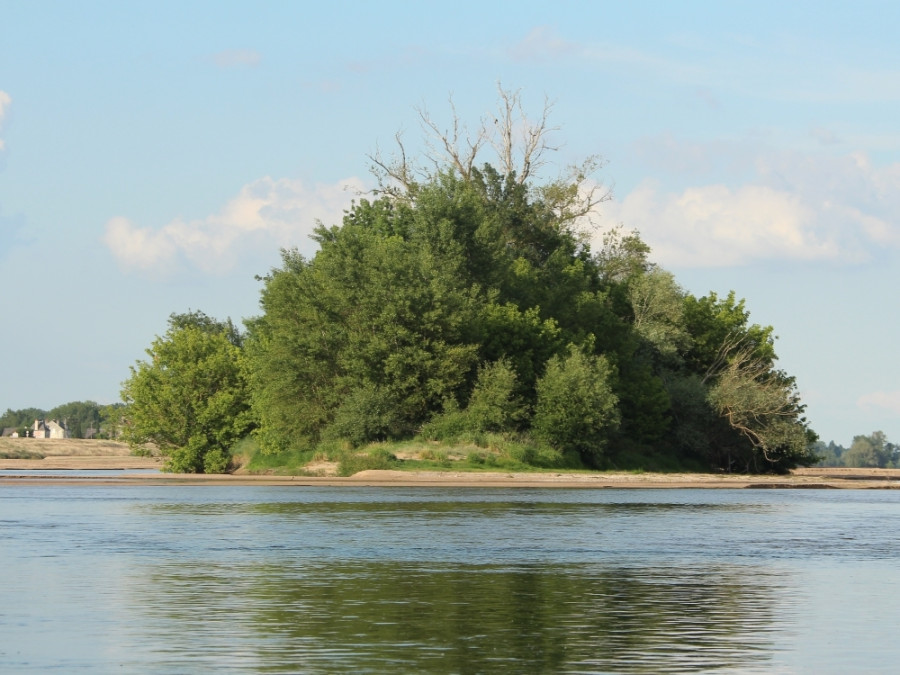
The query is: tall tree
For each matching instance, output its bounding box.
[532,348,620,466]
[242,90,816,473]
[678,292,817,472]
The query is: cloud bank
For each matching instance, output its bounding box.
[858,391,900,416]
[104,176,365,274]
[598,144,900,268]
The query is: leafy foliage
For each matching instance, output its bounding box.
[532,348,620,466]
[121,311,254,473]
[110,95,819,474]
[240,161,817,473]
[815,432,900,468]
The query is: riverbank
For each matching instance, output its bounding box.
[2,438,898,488]
[1,463,898,488]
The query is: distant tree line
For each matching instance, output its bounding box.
[117,88,820,474]
[0,402,125,439]
[814,432,900,468]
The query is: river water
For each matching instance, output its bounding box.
[1,485,898,673]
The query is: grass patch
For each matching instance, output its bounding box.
[239,432,639,476]
[336,446,399,476]
[244,447,317,475]
[0,450,44,460]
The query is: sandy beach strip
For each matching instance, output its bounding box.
[2,439,898,487]
[1,459,898,489]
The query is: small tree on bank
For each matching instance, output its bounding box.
[121,311,254,473]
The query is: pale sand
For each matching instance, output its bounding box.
[0,462,898,489]
[1,438,897,488]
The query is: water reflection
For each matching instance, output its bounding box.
[4,487,899,673]
[131,561,784,673]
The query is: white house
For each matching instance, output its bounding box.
[32,419,69,439]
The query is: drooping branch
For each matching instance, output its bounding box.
[707,344,806,463]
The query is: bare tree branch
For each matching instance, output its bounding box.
[490,84,559,184]
[366,83,609,228]
[416,95,488,182]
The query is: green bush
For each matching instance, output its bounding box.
[326,383,404,447]
[203,448,230,474]
[419,407,471,443]
[244,447,316,474]
[466,359,525,433]
[532,349,620,467]
[337,447,398,476]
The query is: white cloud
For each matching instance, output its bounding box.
[599,182,847,267]
[0,90,11,151]
[103,216,178,273]
[599,138,900,268]
[210,48,262,69]
[103,176,366,274]
[858,391,900,415]
[508,26,578,62]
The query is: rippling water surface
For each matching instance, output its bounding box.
[1,486,898,673]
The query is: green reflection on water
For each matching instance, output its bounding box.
[138,560,779,673]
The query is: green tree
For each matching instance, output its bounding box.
[246,197,483,452]
[121,311,253,473]
[464,358,526,433]
[841,431,897,468]
[532,348,620,466]
[47,400,102,438]
[242,89,815,474]
[683,291,776,374]
[100,403,126,440]
[0,407,46,434]
[706,348,816,472]
[842,435,879,468]
[627,269,689,363]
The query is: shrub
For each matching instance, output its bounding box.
[326,383,404,447]
[419,404,470,443]
[337,447,398,476]
[532,349,620,466]
[465,359,525,433]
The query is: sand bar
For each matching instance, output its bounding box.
[2,438,898,488]
[1,463,898,489]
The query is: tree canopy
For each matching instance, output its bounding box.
[243,127,816,472]
[118,89,818,473]
[120,311,254,472]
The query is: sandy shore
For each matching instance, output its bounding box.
[2,438,898,488]
[1,460,898,489]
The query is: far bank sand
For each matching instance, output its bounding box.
[1,463,898,489]
[1,438,898,488]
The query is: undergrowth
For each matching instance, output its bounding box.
[0,450,44,460]
[239,430,699,476]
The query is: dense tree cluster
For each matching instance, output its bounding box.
[118,91,818,473]
[240,165,815,473]
[0,401,113,438]
[815,432,899,468]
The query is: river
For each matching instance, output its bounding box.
[1,486,898,673]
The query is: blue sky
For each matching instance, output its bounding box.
[2,1,899,446]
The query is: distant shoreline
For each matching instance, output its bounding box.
[1,461,898,489]
[2,438,898,488]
